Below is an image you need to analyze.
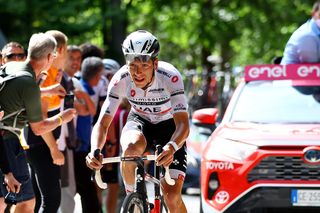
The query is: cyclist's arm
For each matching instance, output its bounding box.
[90,113,113,152]
[170,111,190,149]
[157,111,189,167]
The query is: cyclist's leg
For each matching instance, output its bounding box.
[120,120,147,193]
[120,129,146,190]
[147,117,187,213]
[0,197,5,213]
[160,146,188,213]
[161,178,186,213]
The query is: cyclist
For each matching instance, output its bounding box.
[86,30,189,213]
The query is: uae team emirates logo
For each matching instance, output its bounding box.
[131,89,136,97]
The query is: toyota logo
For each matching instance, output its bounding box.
[303,147,320,164]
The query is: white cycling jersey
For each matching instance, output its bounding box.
[101,61,188,124]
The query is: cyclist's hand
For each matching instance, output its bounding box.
[86,151,103,170]
[50,148,65,166]
[156,144,175,167]
[4,172,21,193]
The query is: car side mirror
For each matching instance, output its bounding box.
[192,108,218,132]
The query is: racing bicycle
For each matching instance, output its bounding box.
[93,145,175,213]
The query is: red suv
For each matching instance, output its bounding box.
[196,64,320,213]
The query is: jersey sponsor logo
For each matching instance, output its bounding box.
[206,161,234,170]
[149,88,165,93]
[133,105,162,113]
[157,70,172,78]
[129,97,170,106]
[131,89,136,97]
[171,75,178,83]
[174,103,186,111]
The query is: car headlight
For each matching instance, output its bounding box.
[206,137,257,161]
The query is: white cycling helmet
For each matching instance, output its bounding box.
[102,58,120,75]
[122,30,160,63]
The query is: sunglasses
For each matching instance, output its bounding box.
[4,53,25,60]
[124,53,153,64]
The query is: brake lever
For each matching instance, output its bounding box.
[91,149,107,189]
[156,145,175,186]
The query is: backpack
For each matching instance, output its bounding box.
[0,65,33,137]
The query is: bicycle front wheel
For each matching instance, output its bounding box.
[120,192,148,213]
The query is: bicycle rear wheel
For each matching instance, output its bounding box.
[120,192,148,213]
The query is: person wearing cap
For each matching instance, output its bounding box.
[86,30,189,213]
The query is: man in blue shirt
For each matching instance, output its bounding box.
[281,1,320,64]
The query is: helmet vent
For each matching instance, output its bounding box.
[141,40,149,53]
[129,40,135,52]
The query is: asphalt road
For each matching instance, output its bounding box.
[74,184,201,212]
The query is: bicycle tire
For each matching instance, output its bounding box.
[120,192,148,213]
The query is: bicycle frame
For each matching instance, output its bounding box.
[93,147,174,213]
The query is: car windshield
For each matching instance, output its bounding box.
[231,81,320,124]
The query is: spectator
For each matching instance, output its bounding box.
[281,1,320,64]
[97,58,122,213]
[0,32,75,213]
[58,45,96,213]
[78,43,107,122]
[1,42,26,65]
[24,30,69,213]
[74,56,103,213]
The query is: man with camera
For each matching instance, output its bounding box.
[58,45,96,213]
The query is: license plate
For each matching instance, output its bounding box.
[291,189,320,206]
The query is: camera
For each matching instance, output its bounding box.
[4,192,17,205]
[64,93,74,109]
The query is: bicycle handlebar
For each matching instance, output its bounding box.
[94,154,175,189]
